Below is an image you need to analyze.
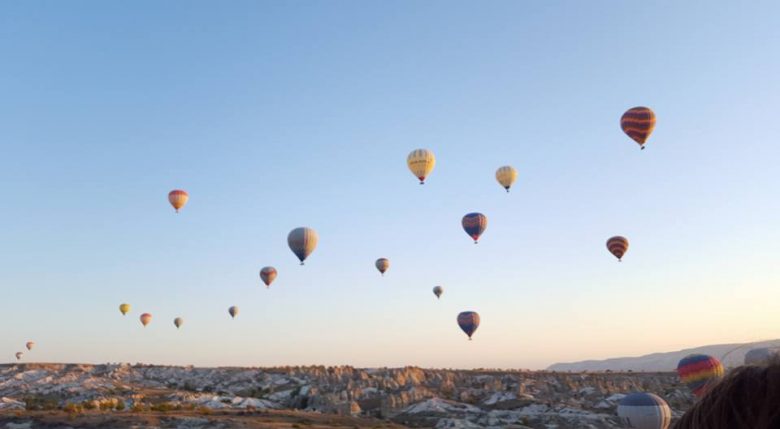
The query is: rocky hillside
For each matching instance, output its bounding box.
[0,364,693,428]
[548,339,780,372]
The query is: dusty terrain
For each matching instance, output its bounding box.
[0,364,693,428]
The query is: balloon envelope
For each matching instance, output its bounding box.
[375,258,390,275]
[140,313,152,327]
[621,107,656,149]
[15,352,23,361]
[260,266,278,287]
[677,354,724,397]
[462,213,488,243]
[25,342,35,351]
[495,166,518,192]
[457,311,480,340]
[433,286,443,299]
[229,306,239,319]
[407,149,436,184]
[606,236,629,261]
[174,317,184,329]
[617,392,671,429]
[119,303,131,316]
[168,189,189,213]
[744,347,780,366]
[288,227,319,265]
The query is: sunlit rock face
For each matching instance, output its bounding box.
[0,364,692,428]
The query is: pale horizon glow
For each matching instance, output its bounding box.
[1,1,779,370]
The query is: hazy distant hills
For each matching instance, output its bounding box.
[547,339,780,372]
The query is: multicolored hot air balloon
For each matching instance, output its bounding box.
[260,266,277,288]
[15,352,23,361]
[495,166,518,192]
[677,354,725,397]
[229,306,239,319]
[744,347,780,366]
[457,311,480,340]
[140,313,152,327]
[606,236,629,261]
[433,286,443,299]
[407,149,436,185]
[174,317,183,329]
[168,189,189,213]
[617,392,671,429]
[462,213,488,244]
[119,303,131,316]
[288,227,318,265]
[621,107,656,150]
[375,258,390,276]
[25,342,35,351]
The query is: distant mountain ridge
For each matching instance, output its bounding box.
[547,339,780,372]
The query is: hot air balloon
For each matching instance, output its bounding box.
[375,258,390,276]
[260,266,277,288]
[433,286,443,299]
[229,306,239,319]
[119,303,131,316]
[288,227,318,265]
[25,342,35,351]
[617,392,671,429]
[462,213,488,244]
[744,347,780,366]
[407,149,436,185]
[677,354,725,397]
[621,107,656,150]
[606,236,629,261]
[168,189,189,213]
[174,317,184,329]
[457,311,480,340]
[15,352,23,361]
[140,313,152,327]
[495,166,518,192]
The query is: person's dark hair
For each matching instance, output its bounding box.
[673,359,780,428]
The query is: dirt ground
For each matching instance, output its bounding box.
[0,409,410,428]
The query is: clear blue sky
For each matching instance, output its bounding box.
[1,1,779,369]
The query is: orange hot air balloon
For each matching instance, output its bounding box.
[620,107,656,150]
[140,313,152,327]
[168,189,189,213]
[260,266,277,288]
[606,236,629,261]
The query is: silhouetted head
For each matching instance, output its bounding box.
[673,359,780,429]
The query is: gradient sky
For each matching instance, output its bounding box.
[1,1,779,370]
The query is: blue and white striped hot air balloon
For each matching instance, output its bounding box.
[617,392,671,429]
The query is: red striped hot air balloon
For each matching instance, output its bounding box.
[606,236,629,261]
[260,267,277,288]
[168,189,189,213]
[677,354,724,397]
[621,107,656,150]
[140,313,152,327]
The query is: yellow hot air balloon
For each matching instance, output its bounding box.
[407,149,436,185]
[495,166,518,192]
[119,303,131,316]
